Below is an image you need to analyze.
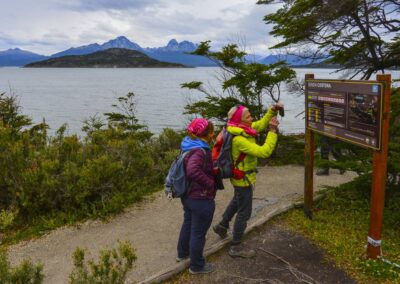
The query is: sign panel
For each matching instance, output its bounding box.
[306,79,384,150]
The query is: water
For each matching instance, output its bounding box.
[0,67,398,136]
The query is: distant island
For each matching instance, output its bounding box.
[293,62,343,69]
[24,48,186,68]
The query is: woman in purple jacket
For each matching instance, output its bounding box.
[177,118,217,274]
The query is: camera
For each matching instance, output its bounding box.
[279,107,285,117]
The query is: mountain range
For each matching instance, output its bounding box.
[0,36,324,67]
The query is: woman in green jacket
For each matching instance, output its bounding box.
[213,104,282,258]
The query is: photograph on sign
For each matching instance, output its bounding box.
[348,93,379,136]
[306,80,383,150]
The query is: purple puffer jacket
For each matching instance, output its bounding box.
[184,148,216,200]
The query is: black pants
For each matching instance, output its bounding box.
[177,198,215,271]
[220,185,253,245]
[320,136,341,161]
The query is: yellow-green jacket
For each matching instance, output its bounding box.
[228,108,278,187]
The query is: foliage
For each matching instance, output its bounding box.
[182,41,296,123]
[104,92,148,133]
[69,241,136,284]
[0,92,179,241]
[0,92,32,132]
[265,134,305,166]
[282,176,400,283]
[0,250,44,284]
[388,86,400,186]
[0,209,18,230]
[258,0,400,79]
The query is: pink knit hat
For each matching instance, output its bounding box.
[227,105,258,137]
[228,105,246,124]
[187,118,209,136]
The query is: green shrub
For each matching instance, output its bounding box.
[0,209,17,230]
[266,134,305,166]
[69,241,136,284]
[0,92,182,236]
[0,250,43,284]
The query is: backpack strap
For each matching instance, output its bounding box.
[230,134,257,187]
[232,151,258,186]
[234,152,246,169]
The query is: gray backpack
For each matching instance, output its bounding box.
[165,148,206,198]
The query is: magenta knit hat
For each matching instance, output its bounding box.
[228,105,246,124]
[187,118,209,136]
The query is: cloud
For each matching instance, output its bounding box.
[58,0,164,12]
[0,0,282,55]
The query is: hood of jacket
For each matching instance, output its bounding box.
[226,126,254,137]
[181,136,210,152]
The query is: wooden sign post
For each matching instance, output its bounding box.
[303,74,391,259]
[367,74,391,259]
[304,73,315,219]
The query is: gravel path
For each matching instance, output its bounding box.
[7,165,356,283]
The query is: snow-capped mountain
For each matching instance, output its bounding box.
[0,36,327,67]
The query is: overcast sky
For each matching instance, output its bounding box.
[0,0,282,56]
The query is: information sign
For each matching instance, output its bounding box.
[306,79,384,150]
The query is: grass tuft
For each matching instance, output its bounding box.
[282,176,400,283]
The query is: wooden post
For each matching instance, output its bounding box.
[366,74,391,258]
[304,74,315,219]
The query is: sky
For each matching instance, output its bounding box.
[0,0,282,56]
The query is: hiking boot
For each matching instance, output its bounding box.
[213,224,228,239]
[228,244,256,258]
[189,263,216,274]
[176,256,189,262]
[316,168,329,176]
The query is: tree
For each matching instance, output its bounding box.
[259,0,400,188]
[257,0,400,79]
[104,92,146,133]
[182,41,295,123]
[0,92,32,134]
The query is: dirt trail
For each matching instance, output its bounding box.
[7,165,356,283]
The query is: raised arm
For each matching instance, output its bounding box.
[251,103,284,132]
[234,132,278,159]
[251,108,276,133]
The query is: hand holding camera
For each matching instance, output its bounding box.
[269,116,280,133]
[272,102,285,117]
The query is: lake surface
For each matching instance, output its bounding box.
[0,67,398,136]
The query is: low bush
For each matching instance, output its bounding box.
[69,241,136,284]
[0,250,43,284]
[266,133,305,166]
[0,92,181,241]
